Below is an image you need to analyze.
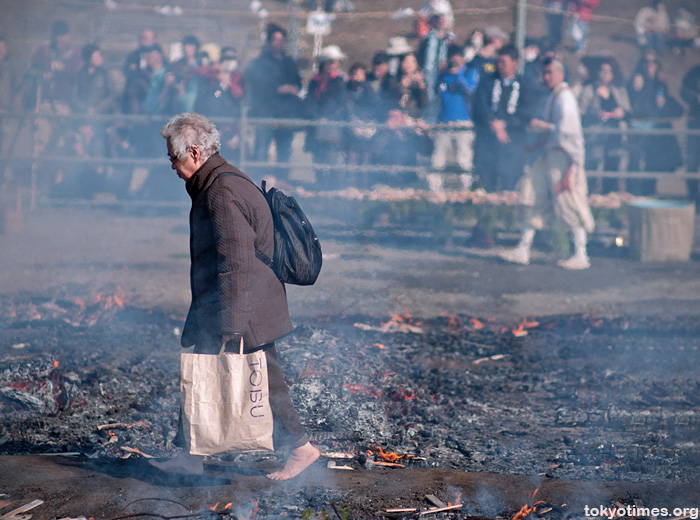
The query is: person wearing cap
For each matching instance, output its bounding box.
[386,36,413,77]
[244,23,303,181]
[304,45,349,187]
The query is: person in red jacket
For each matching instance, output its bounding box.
[568,0,600,54]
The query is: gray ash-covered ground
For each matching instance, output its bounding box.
[2,287,699,487]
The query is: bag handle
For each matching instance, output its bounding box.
[219,336,245,355]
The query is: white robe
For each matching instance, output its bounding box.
[520,82,594,233]
[543,82,585,167]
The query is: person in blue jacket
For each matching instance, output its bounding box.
[429,44,478,192]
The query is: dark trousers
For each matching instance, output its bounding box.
[546,12,564,47]
[474,131,526,191]
[253,126,295,180]
[174,342,309,452]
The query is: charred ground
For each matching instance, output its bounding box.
[1,206,700,519]
[2,296,700,484]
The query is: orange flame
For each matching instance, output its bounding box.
[248,499,260,520]
[469,318,484,330]
[512,503,535,520]
[512,317,538,337]
[53,360,60,368]
[210,502,220,511]
[374,446,402,463]
[512,488,540,520]
[382,312,416,326]
[448,315,463,330]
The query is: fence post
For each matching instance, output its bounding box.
[514,0,527,75]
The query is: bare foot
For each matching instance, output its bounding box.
[149,451,204,476]
[266,442,320,480]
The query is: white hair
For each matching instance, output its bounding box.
[160,112,221,161]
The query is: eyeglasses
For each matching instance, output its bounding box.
[167,146,191,163]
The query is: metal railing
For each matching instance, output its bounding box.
[2,111,700,206]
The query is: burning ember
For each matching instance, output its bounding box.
[0,287,130,328]
[511,318,539,337]
[1,301,700,519]
[355,313,424,334]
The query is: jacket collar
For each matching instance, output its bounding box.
[185,152,238,200]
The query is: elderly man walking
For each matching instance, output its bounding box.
[500,58,595,270]
[150,112,319,479]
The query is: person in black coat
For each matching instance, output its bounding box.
[244,24,303,179]
[472,44,532,191]
[304,47,349,186]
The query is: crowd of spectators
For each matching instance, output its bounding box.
[1,0,699,203]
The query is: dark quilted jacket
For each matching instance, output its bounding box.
[181,153,292,351]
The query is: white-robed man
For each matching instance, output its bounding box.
[500,57,595,270]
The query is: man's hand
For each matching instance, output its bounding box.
[490,119,510,143]
[552,166,572,194]
[530,118,553,132]
[600,107,623,122]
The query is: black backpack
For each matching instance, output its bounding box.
[224,174,322,286]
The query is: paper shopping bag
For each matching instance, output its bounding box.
[180,348,274,456]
